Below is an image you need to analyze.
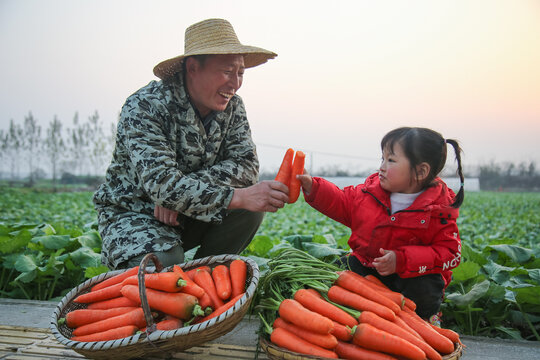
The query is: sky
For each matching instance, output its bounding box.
[1,0,540,175]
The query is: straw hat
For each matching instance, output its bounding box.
[153,18,277,79]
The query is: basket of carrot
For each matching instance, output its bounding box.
[254,248,463,360]
[50,253,259,360]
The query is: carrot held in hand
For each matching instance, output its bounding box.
[352,323,426,360]
[293,288,358,328]
[229,259,247,298]
[273,317,338,350]
[288,150,305,203]
[172,265,205,298]
[275,148,294,186]
[91,266,139,292]
[62,307,139,328]
[193,269,225,309]
[87,296,138,310]
[71,325,138,342]
[212,265,232,301]
[270,327,338,359]
[121,284,203,321]
[122,271,183,293]
[278,298,334,334]
[335,340,398,360]
[74,283,123,304]
[72,308,148,337]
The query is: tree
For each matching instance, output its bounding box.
[86,111,108,176]
[67,112,89,176]
[23,112,42,185]
[7,119,23,180]
[44,116,66,187]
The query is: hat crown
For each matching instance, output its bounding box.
[184,19,242,55]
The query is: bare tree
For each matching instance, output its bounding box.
[44,115,66,187]
[7,119,23,180]
[67,112,89,176]
[23,112,42,185]
[86,111,108,176]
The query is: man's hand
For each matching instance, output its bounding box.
[154,205,180,226]
[372,248,397,276]
[228,180,289,212]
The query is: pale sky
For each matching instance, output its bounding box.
[1,0,540,174]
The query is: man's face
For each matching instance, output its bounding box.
[186,54,245,118]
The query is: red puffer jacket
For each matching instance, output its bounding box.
[304,173,462,288]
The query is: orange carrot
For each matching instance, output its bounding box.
[195,293,244,324]
[72,308,148,337]
[186,266,211,280]
[364,274,388,289]
[393,313,423,339]
[336,271,401,314]
[274,148,294,186]
[87,296,138,310]
[404,297,417,311]
[141,316,183,332]
[398,309,454,354]
[63,307,139,328]
[278,299,334,334]
[198,292,214,312]
[74,283,123,304]
[273,317,338,350]
[91,266,139,292]
[212,265,232,301]
[193,269,225,309]
[270,327,338,358]
[359,311,442,360]
[294,288,358,328]
[172,265,206,298]
[122,271,183,293]
[121,284,202,321]
[288,150,305,203]
[335,340,398,360]
[327,285,396,321]
[352,323,425,360]
[229,259,247,298]
[71,325,138,342]
[330,320,353,342]
[429,323,462,345]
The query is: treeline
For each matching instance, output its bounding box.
[0,111,115,187]
[478,161,540,191]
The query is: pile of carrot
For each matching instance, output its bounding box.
[257,249,462,360]
[59,258,249,342]
[275,148,306,204]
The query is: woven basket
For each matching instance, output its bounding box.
[50,253,259,360]
[259,336,463,360]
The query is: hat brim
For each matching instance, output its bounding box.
[153,45,277,79]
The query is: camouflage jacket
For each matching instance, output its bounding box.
[93,74,259,223]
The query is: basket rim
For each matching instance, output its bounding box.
[50,254,259,350]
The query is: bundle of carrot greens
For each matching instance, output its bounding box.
[58,258,248,342]
[254,248,462,360]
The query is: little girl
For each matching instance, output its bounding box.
[298,127,464,324]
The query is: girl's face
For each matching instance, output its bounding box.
[379,142,422,194]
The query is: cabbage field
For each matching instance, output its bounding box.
[0,187,539,341]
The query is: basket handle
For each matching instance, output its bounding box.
[138,253,164,334]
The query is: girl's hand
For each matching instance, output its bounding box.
[154,205,180,226]
[373,248,397,276]
[296,170,313,194]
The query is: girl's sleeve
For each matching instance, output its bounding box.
[303,177,355,227]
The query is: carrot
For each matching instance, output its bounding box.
[62,307,139,328]
[198,292,214,312]
[274,148,294,186]
[336,271,401,314]
[273,317,338,350]
[122,271,183,293]
[194,293,244,324]
[193,269,225,309]
[87,296,138,310]
[404,297,417,311]
[186,266,211,280]
[335,340,398,360]
[270,327,338,359]
[229,259,247,298]
[71,325,138,342]
[364,274,388,289]
[331,320,353,342]
[393,313,423,339]
[359,311,442,360]
[278,298,334,334]
[141,316,183,332]
[91,266,139,292]
[172,265,206,298]
[327,285,396,321]
[212,265,232,301]
[121,284,202,320]
[288,150,305,203]
[429,323,462,345]
[72,308,148,337]
[352,323,426,360]
[398,309,454,354]
[74,283,123,304]
[293,288,358,328]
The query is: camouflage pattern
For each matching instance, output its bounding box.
[93,73,259,269]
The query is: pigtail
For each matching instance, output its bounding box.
[445,139,464,208]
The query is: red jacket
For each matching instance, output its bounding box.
[304,173,462,288]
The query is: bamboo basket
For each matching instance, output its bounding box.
[259,336,463,360]
[50,253,259,359]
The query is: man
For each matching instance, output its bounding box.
[93,18,288,269]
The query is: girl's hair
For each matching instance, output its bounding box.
[381,127,464,208]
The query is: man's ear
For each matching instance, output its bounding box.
[416,162,431,182]
[184,57,198,74]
